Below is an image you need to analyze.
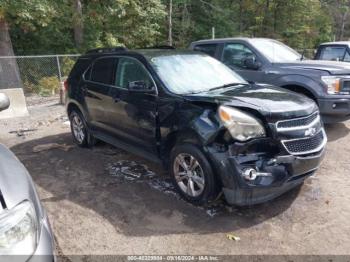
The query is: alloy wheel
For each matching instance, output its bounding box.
[71,114,85,144]
[173,153,205,197]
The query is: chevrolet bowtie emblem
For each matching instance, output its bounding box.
[305,127,317,137]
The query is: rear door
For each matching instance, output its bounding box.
[83,57,117,130]
[105,56,158,154]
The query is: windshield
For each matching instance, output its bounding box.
[251,39,302,62]
[150,54,247,94]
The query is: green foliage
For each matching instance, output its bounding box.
[60,57,77,77]
[0,0,345,53]
[37,76,60,96]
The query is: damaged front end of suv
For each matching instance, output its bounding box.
[179,86,326,206]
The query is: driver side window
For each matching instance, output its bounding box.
[115,57,153,89]
[222,43,258,70]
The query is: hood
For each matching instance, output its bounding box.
[276,60,350,75]
[184,84,318,121]
[0,144,43,216]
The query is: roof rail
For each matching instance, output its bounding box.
[86,47,128,54]
[145,45,175,50]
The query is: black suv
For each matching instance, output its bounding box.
[66,47,326,206]
[190,38,350,123]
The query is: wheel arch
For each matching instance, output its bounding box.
[66,101,88,120]
[282,84,318,103]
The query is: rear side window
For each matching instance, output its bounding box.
[69,58,91,81]
[90,57,116,85]
[193,44,217,57]
[318,46,347,61]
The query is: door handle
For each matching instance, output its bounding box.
[81,87,87,95]
[113,95,120,103]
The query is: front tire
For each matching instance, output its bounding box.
[69,110,95,147]
[170,143,218,205]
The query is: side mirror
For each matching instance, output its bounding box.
[128,81,154,93]
[0,93,10,112]
[243,57,261,70]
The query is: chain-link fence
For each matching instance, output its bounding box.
[0,55,80,97]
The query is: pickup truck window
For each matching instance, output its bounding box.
[115,57,153,89]
[222,43,257,69]
[251,39,301,62]
[150,54,246,94]
[318,46,347,61]
[344,51,350,62]
[193,44,217,57]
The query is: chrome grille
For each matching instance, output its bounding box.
[276,112,319,130]
[282,130,326,155]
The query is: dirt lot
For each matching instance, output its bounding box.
[1,96,350,256]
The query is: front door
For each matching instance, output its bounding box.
[221,43,265,83]
[106,56,158,154]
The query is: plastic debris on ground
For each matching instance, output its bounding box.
[106,160,156,181]
[9,128,37,137]
[106,160,233,218]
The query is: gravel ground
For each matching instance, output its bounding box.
[0,96,350,257]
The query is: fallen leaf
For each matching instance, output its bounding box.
[227,233,240,241]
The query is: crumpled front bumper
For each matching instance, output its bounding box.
[206,144,325,206]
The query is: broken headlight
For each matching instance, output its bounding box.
[0,201,38,256]
[218,106,266,141]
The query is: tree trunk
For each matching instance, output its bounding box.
[0,18,22,89]
[239,0,243,34]
[339,10,348,40]
[168,0,173,46]
[73,0,84,48]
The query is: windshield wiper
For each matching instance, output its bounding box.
[208,83,248,92]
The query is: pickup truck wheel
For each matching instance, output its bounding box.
[69,110,95,147]
[170,144,217,205]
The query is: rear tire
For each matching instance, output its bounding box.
[170,143,218,205]
[69,110,95,148]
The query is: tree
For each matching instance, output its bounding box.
[73,0,83,48]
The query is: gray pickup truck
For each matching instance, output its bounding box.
[190,38,350,123]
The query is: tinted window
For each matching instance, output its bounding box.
[91,57,116,85]
[222,43,258,69]
[319,46,346,61]
[115,57,153,89]
[69,58,91,81]
[150,54,246,95]
[193,44,217,57]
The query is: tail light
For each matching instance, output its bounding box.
[64,80,69,91]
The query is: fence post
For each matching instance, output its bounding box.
[56,55,64,104]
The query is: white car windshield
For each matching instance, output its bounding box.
[251,39,302,62]
[150,54,247,94]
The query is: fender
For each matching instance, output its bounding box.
[66,98,90,122]
[273,74,324,98]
